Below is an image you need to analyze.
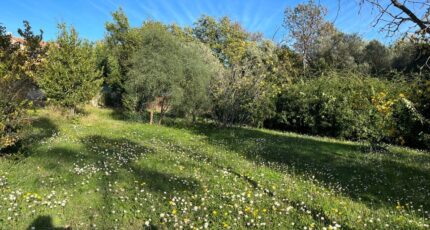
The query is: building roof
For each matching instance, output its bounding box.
[10,36,47,47]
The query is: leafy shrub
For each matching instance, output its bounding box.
[270,72,410,148]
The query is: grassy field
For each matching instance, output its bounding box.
[0,107,429,229]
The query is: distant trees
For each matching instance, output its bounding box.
[283,0,329,75]
[38,24,102,113]
[193,15,251,66]
[313,30,365,73]
[362,40,392,74]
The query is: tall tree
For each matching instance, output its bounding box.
[283,0,329,75]
[38,24,102,113]
[124,22,184,125]
[104,8,134,106]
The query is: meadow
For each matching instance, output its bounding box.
[0,107,429,229]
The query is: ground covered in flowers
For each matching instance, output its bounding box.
[0,107,429,229]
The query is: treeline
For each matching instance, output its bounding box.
[1,1,430,152]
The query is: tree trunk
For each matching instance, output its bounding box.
[69,107,75,116]
[149,110,154,125]
[192,113,196,123]
[158,113,163,125]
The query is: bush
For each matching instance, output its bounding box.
[269,72,410,147]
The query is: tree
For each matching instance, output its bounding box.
[1,21,45,151]
[361,0,430,69]
[211,41,291,127]
[104,8,134,107]
[361,0,430,37]
[173,32,223,122]
[314,30,366,73]
[283,0,329,75]
[94,41,121,106]
[38,24,102,113]
[193,15,252,66]
[124,22,184,125]
[362,40,392,74]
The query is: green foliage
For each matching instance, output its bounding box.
[124,22,222,124]
[363,40,392,75]
[313,31,366,73]
[0,22,44,151]
[123,22,184,122]
[103,8,134,107]
[271,73,408,146]
[211,41,295,127]
[193,15,252,66]
[283,0,329,75]
[38,24,102,111]
[175,40,223,120]
[94,41,121,106]
[393,75,430,149]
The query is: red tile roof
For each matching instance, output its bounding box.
[10,36,47,47]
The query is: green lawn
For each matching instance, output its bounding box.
[0,107,429,229]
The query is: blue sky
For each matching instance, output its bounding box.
[0,0,396,43]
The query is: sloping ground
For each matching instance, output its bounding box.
[0,107,429,229]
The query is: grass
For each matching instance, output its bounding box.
[0,106,429,229]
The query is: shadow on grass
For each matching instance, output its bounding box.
[80,135,201,193]
[26,215,70,230]
[79,135,201,227]
[175,123,430,211]
[0,117,59,156]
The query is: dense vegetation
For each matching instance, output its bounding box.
[2,2,430,152]
[1,0,430,228]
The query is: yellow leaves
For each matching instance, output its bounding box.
[371,91,395,116]
[0,135,18,148]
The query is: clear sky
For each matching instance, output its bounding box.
[0,0,397,43]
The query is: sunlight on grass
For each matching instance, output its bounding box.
[0,107,429,229]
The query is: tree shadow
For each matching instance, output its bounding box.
[1,117,59,156]
[80,135,201,193]
[27,117,58,142]
[130,164,201,194]
[26,215,70,230]
[78,135,201,227]
[181,124,430,211]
